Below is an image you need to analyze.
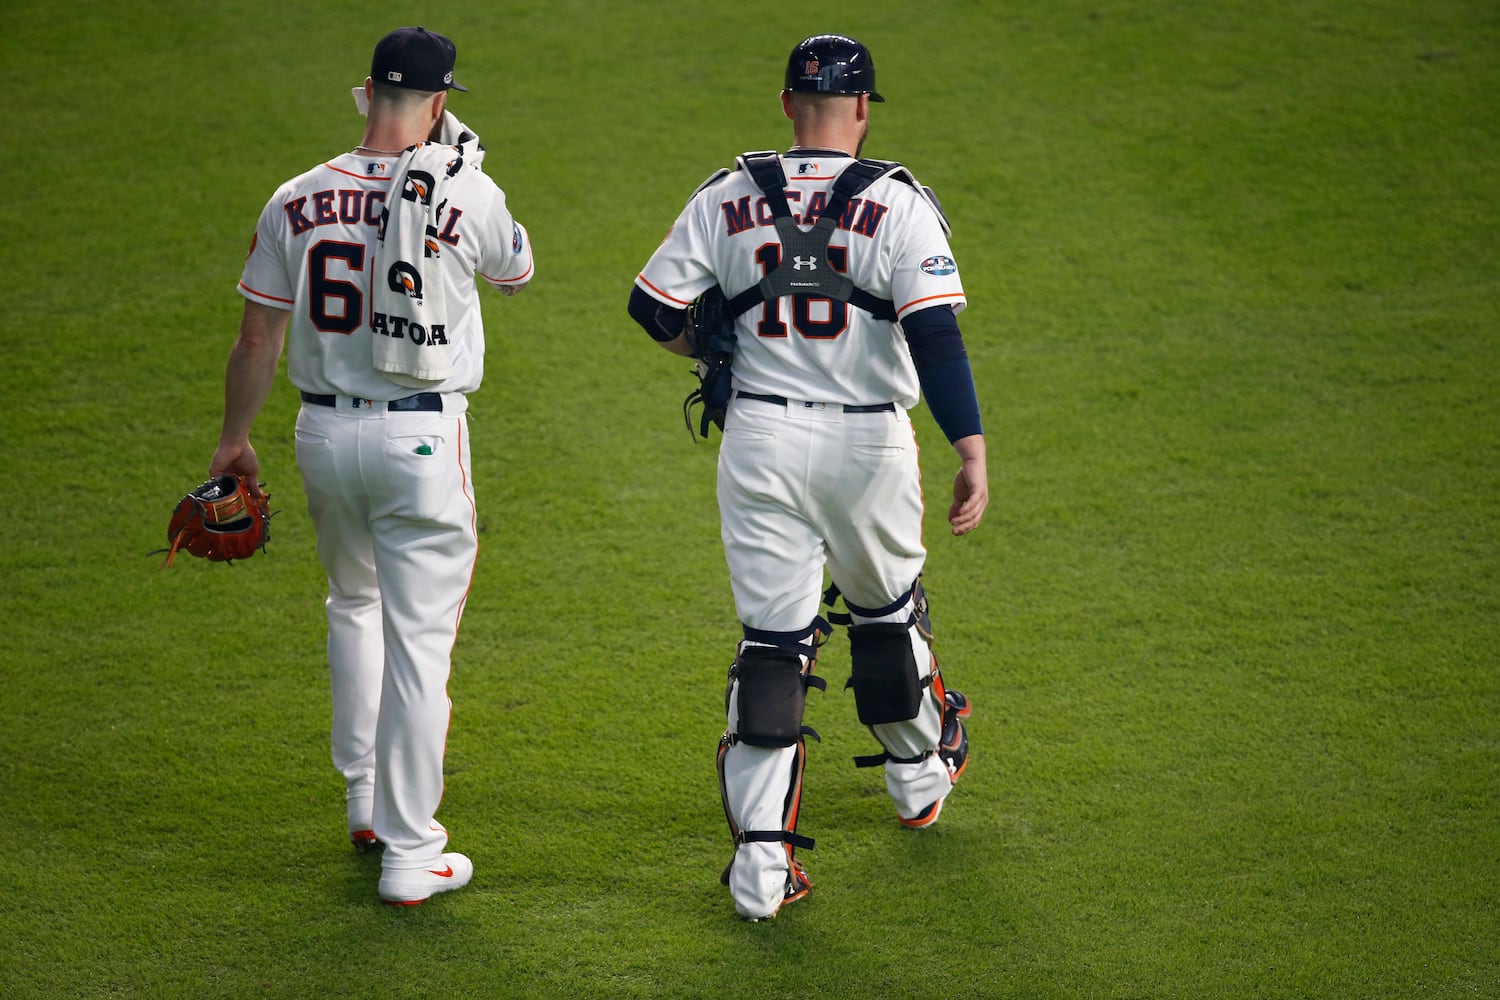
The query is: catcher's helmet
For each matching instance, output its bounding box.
[783,34,884,102]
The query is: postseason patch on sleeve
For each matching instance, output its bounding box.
[512,222,525,255]
[920,255,957,276]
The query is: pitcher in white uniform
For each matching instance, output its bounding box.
[212,26,534,905]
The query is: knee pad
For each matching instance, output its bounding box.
[847,623,928,726]
[732,647,811,748]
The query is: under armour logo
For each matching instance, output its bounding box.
[792,256,819,271]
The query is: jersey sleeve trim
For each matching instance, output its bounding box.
[635,273,694,307]
[238,280,294,307]
[897,291,966,317]
[481,256,534,287]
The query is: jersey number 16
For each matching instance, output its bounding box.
[754,243,849,340]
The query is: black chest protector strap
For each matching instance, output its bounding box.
[726,153,898,322]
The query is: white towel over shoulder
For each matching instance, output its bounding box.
[370,112,486,388]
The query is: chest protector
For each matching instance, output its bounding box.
[724,152,903,322]
[680,153,949,439]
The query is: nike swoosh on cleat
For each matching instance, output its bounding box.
[428,864,454,878]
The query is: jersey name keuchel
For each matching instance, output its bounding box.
[280,186,466,249]
[720,189,890,239]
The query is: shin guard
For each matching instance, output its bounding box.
[717,643,823,919]
[716,734,814,919]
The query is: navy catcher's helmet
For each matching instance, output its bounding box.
[783,34,884,102]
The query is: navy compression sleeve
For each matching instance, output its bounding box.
[903,304,983,442]
[628,285,687,342]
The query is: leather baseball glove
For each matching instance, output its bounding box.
[682,285,738,441]
[160,474,272,566]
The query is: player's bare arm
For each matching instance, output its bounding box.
[948,433,988,536]
[210,300,289,485]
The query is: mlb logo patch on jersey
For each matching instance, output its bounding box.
[920,255,957,276]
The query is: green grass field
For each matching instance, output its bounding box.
[1,0,1496,997]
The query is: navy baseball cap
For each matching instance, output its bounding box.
[371,26,468,93]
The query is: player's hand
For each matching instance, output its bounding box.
[948,459,988,536]
[209,439,262,495]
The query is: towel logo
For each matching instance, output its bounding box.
[370,311,448,346]
[388,261,424,301]
[402,169,436,206]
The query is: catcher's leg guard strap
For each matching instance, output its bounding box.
[737,828,815,850]
[854,749,929,768]
[742,615,831,659]
[847,623,929,726]
[733,647,816,748]
[822,578,930,637]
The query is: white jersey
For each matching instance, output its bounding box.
[239,151,534,401]
[635,149,965,409]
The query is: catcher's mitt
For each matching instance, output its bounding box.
[682,285,738,441]
[159,474,272,567]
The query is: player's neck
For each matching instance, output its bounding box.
[789,128,860,158]
[359,129,429,155]
[359,110,442,156]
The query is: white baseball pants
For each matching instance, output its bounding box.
[715,396,947,912]
[294,398,477,870]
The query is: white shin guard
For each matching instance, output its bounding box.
[717,649,817,919]
[717,738,806,918]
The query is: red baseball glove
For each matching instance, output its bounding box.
[161,474,272,566]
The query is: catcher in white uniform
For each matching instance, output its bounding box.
[629,34,988,921]
[213,26,534,905]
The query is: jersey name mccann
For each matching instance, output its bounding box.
[720,190,890,238]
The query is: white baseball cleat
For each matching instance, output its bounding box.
[378,852,474,906]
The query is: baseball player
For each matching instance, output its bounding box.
[211,26,534,905]
[628,34,988,921]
